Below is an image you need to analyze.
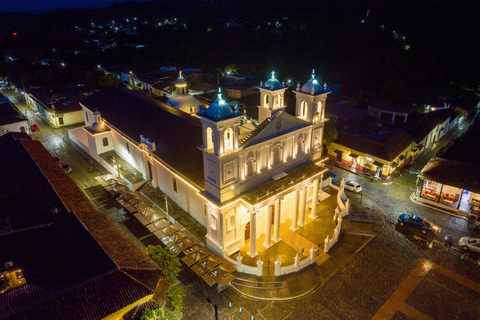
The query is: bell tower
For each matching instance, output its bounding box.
[257,71,288,123]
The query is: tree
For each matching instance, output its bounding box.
[323,114,338,152]
[167,285,185,312]
[141,308,165,320]
[98,73,119,88]
[146,245,181,280]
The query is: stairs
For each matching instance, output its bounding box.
[239,111,282,147]
[230,277,289,300]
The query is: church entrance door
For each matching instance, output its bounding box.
[245,222,250,240]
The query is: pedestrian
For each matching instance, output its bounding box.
[444,235,453,248]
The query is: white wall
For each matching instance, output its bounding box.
[0,120,28,136]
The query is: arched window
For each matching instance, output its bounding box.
[206,127,213,150]
[273,145,282,165]
[246,158,256,177]
[264,94,269,107]
[300,101,308,118]
[274,94,279,108]
[102,137,109,147]
[297,139,305,156]
[224,128,234,151]
[315,101,323,121]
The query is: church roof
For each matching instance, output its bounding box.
[258,71,286,91]
[203,88,239,121]
[301,70,324,95]
[80,87,205,188]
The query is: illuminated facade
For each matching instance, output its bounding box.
[68,70,331,259]
[199,70,330,257]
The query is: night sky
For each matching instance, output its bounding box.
[0,0,148,13]
[0,0,475,14]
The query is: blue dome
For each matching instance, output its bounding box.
[206,89,233,119]
[301,70,323,94]
[261,71,284,90]
[264,78,283,90]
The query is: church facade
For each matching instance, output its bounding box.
[69,70,331,258]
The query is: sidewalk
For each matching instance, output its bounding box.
[230,196,385,300]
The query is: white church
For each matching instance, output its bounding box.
[69,70,331,258]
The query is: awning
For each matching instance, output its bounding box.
[364,163,372,168]
[440,127,445,131]
[415,144,424,151]
[334,149,343,154]
[349,153,359,158]
[391,162,398,167]
[373,161,384,167]
[399,155,406,160]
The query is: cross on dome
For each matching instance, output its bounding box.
[271,71,275,79]
[179,70,182,76]
[311,69,315,79]
[217,87,224,102]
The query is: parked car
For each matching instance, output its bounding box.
[468,214,480,229]
[59,160,72,174]
[324,171,338,181]
[459,237,480,253]
[31,124,40,131]
[344,181,362,193]
[397,214,439,234]
[53,156,61,163]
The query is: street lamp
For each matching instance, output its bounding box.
[206,298,218,320]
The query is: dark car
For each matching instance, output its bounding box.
[398,214,439,234]
[324,171,338,181]
[59,160,72,174]
[31,124,40,131]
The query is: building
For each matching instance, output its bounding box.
[0,99,28,135]
[69,70,331,258]
[327,101,460,180]
[165,71,200,114]
[24,87,84,128]
[0,133,162,320]
[418,119,480,214]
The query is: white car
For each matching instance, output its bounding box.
[344,181,362,193]
[459,237,480,253]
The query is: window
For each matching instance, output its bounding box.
[206,127,213,150]
[59,117,64,125]
[126,142,130,153]
[224,128,233,151]
[172,177,177,193]
[300,101,308,118]
[273,145,282,165]
[228,215,235,231]
[246,158,256,177]
[102,137,108,147]
[264,94,269,106]
[86,112,89,122]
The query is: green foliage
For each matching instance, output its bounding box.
[164,311,183,320]
[140,307,183,320]
[146,245,181,280]
[98,73,119,88]
[141,307,165,320]
[167,285,185,312]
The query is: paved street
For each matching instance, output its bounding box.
[4,87,480,319]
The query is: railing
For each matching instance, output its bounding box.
[325,178,350,253]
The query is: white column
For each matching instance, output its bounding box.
[263,205,273,248]
[298,185,307,227]
[273,198,281,242]
[290,190,299,231]
[248,211,257,258]
[309,179,319,219]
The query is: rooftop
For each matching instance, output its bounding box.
[0,101,27,126]
[0,133,160,320]
[80,87,205,188]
